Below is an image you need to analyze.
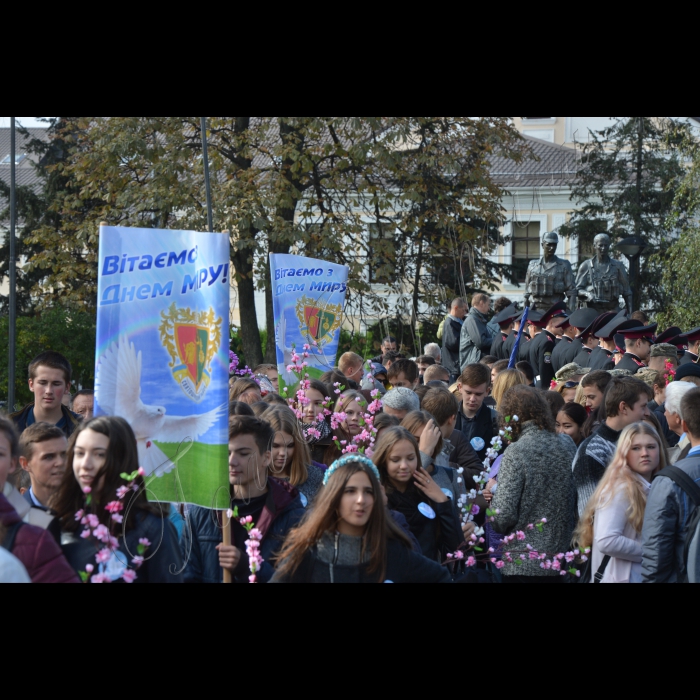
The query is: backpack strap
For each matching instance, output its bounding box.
[656,467,700,508]
[2,521,24,553]
[594,556,611,584]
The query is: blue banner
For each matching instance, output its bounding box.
[95,225,230,509]
[270,253,349,387]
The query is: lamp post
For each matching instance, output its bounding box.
[8,117,17,412]
[200,117,214,234]
[616,235,647,314]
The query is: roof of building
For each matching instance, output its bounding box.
[490,135,580,189]
[0,128,48,223]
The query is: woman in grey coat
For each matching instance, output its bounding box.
[492,386,577,583]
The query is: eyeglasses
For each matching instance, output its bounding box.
[564,382,580,389]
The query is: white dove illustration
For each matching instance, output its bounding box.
[96,335,226,477]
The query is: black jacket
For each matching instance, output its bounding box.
[490,332,508,361]
[271,535,452,584]
[589,347,615,372]
[679,352,699,366]
[574,346,593,368]
[552,337,582,373]
[529,331,557,389]
[616,353,645,374]
[551,336,573,375]
[61,511,184,584]
[455,403,499,462]
[11,404,81,437]
[442,317,464,377]
[181,478,306,584]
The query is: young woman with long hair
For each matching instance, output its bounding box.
[575,422,668,584]
[323,390,368,466]
[492,369,528,413]
[372,427,463,563]
[53,416,183,583]
[271,456,450,583]
[262,407,325,507]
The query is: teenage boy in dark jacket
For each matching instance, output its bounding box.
[11,352,81,437]
[182,416,305,584]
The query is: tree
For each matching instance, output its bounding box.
[560,117,691,312]
[658,129,700,329]
[22,117,527,365]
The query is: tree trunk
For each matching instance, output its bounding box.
[232,247,263,369]
[265,240,290,363]
[412,233,424,352]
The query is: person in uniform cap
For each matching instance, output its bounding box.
[490,305,519,361]
[679,328,700,366]
[549,316,579,375]
[527,302,568,389]
[590,311,628,372]
[648,344,679,373]
[575,233,633,313]
[524,232,576,311]
[515,310,544,365]
[676,363,700,383]
[502,310,532,363]
[573,312,617,369]
[615,322,658,374]
[551,308,598,373]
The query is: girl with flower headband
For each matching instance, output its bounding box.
[262,407,325,508]
[272,455,450,584]
[53,417,183,583]
[372,427,463,564]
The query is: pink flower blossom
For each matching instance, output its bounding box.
[91,574,111,584]
[249,575,258,584]
[82,486,92,495]
[80,529,91,540]
[466,557,477,568]
[138,468,146,477]
[85,565,94,574]
[139,538,152,548]
[132,556,145,568]
[516,531,526,542]
[93,525,111,544]
[122,570,137,584]
[74,510,85,522]
[111,514,124,524]
[552,560,562,572]
[116,486,130,499]
[106,501,124,514]
[96,549,112,565]
[495,561,506,570]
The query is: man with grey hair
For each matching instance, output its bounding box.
[665,382,696,463]
[442,298,468,383]
[575,234,633,313]
[424,343,442,364]
[382,387,421,421]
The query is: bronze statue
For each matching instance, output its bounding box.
[524,232,576,311]
[575,234,633,313]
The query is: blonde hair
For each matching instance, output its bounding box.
[400,411,444,459]
[492,369,527,413]
[574,423,669,550]
[574,383,587,407]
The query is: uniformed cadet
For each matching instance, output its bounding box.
[527,302,568,389]
[679,328,700,365]
[503,310,534,364]
[524,232,576,311]
[518,311,545,366]
[573,312,616,368]
[615,322,658,374]
[490,306,519,361]
[551,308,598,373]
[590,313,630,372]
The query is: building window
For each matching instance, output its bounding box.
[512,221,542,283]
[0,153,26,165]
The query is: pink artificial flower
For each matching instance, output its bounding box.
[85,565,94,574]
[249,575,258,584]
[565,552,576,564]
[80,529,91,540]
[552,560,562,572]
[82,486,92,495]
[541,518,548,525]
[116,486,130,500]
[139,538,152,548]
[454,551,465,561]
[466,557,477,568]
[91,574,111,584]
[132,556,145,568]
[106,501,124,514]
[93,525,111,544]
[112,514,124,524]
[138,468,146,477]
[74,510,85,522]
[87,514,100,529]
[96,549,112,565]
[516,531,526,542]
[495,561,506,570]
[122,570,137,584]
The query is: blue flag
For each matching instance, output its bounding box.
[508,307,530,369]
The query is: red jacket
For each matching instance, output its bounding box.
[0,495,79,584]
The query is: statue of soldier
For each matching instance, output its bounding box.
[524,232,576,311]
[575,234,633,313]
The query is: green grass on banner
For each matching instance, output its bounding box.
[146,442,229,510]
[279,366,325,395]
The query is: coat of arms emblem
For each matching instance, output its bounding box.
[295,296,343,350]
[159,304,223,402]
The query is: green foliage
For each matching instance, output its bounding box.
[658,131,700,329]
[0,308,96,409]
[560,117,691,312]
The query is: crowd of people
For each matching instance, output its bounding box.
[2,294,700,584]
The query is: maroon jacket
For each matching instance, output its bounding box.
[0,495,79,584]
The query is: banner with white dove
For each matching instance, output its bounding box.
[95,225,230,509]
[270,254,350,390]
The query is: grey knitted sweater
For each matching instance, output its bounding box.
[492,424,577,577]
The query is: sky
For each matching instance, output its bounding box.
[0,117,49,128]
